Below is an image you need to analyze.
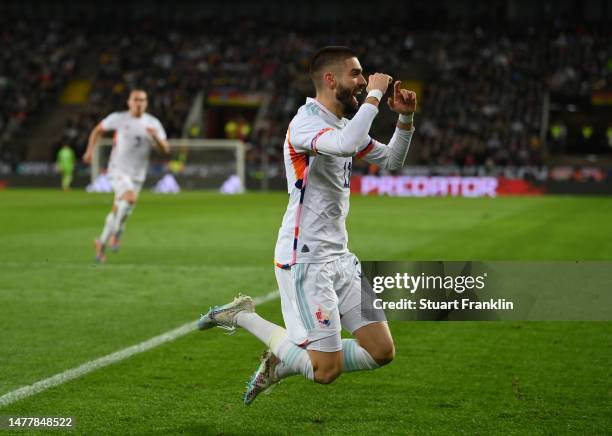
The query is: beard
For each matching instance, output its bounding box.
[335,83,361,116]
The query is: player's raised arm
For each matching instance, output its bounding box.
[305,73,392,157]
[356,81,417,170]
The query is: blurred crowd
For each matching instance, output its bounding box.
[0,15,610,170]
[414,26,611,167]
[0,18,86,162]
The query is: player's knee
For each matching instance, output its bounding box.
[314,366,342,384]
[312,358,343,384]
[123,193,136,204]
[371,342,395,366]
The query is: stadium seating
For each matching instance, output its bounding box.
[1,15,609,170]
[0,18,85,164]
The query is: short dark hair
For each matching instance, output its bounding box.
[309,46,357,78]
[129,88,147,96]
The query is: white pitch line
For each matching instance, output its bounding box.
[0,261,266,273]
[0,290,280,409]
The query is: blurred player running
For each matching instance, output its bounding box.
[199,46,417,404]
[83,89,170,262]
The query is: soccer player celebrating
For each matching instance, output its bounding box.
[83,89,169,262]
[199,47,416,404]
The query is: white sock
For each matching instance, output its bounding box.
[236,312,313,381]
[99,212,115,244]
[342,339,379,372]
[111,200,131,235]
[117,204,134,237]
[235,312,279,345]
[270,330,314,381]
[274,360,299,379]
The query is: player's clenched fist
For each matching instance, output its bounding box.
[366,73,393,94]
[387,81,417,114]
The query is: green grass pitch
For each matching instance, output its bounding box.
[0,190,610,435]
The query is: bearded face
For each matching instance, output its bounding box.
[335,82,364,116]
[313,55,367,117]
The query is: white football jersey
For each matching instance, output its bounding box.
[100,111,167,182]
[274,97,413,267]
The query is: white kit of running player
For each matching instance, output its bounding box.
[274,97,414,351]
[100,111,167,198]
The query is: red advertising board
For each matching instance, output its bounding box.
[351,176,545,197]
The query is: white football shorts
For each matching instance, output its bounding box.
[275,252,383,352]
[108,171,144,200]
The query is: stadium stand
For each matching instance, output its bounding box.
[0,7,610,173]
[0,18,86,165]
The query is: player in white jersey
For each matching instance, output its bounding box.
[83,89,169,262]
[198,47,416,404]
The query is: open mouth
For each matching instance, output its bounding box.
[352,89,363,105]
